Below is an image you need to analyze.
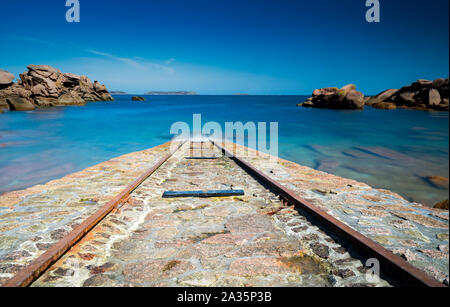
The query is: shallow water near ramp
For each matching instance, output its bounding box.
[0,95,448,206]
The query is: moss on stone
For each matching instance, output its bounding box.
[162,260,181,272]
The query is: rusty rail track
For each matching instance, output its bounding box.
[211,140,445,288]
[2,141,185,287]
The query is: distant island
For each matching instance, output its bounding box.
[145,91,198,95]
[110,91,130,95]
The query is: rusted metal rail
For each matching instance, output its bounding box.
[211,140,445,288]
[2,141,185,287]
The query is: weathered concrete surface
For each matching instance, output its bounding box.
[0,141,448,286]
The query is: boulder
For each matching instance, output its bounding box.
[299,84,365,110]
[340,84,357,96]
[396,91,417,105]
[34,97,58,107]
[301,101,314,107]
[6,97,35,111]
[372,102,397,110]
[57,92,85,106]
[432,78,445,89]
[93,81,107,93]
[313,87,340,96]
[434,200,449,210]
[366,89,398,105]
[342,89,365,109]
[64,73,81,81]
[83,93,102,102]
[314,92,345,108]
[411,79,432,90]
[27,64,61,77]
[132,96,146,101]
[31,84,48,96]
[0,69,15,85]
[428,89,441,106]
[63,73,82,88]
[0,84,33,110]
[100,92,114,101]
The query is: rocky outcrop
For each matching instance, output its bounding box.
[366,78,449,111]
[0,65,113,112]
[298,84,365,109]
[132,96,146,101]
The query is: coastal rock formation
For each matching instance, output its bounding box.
[298,84,365,109]
[132,96,146,101]
[0,65,114,112]
[366,78,449,111]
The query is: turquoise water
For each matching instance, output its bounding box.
[0,95,448,206]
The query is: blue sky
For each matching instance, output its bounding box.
[0,0,448,94]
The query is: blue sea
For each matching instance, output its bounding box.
[0,95,448,206]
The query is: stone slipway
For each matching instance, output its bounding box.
[0,142,174,284]
[0,141,448,286]
[219,142,449,285]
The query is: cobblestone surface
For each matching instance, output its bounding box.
[31,142,388,287]
[219,142,449,285]
[0,141,447,286]
[0,142,173,284]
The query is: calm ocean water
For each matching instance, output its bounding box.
[0,95,448,206]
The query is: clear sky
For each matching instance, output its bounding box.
[0,0,448,94]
